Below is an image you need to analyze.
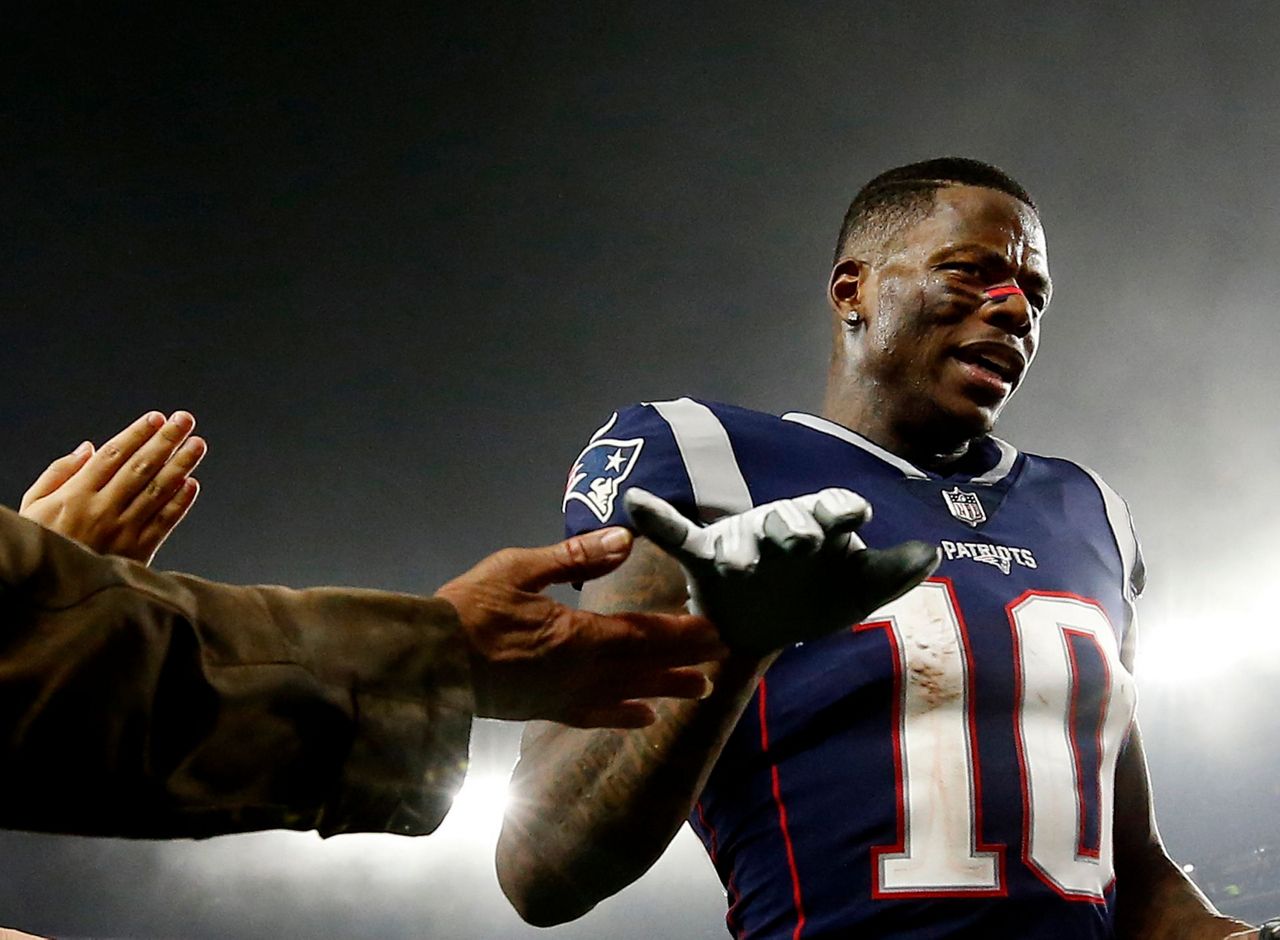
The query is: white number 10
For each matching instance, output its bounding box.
[856,580,1136,902]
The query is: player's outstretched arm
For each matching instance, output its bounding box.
[1113,724,1255,939]
[497,488,938,926]
[20,411,205,566]
[497,536,773,926]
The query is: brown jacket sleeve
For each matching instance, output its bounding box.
[0,506,473,839]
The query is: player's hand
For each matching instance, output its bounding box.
[435,527,729,728]
[20,411,206,566]
[626,487,940,656]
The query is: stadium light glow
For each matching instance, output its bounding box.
[1135,560,1280,685]
[432,770,512,843]
[155,769,516,910]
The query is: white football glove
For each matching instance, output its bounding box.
[625,487,939,655]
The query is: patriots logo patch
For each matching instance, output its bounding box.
[563,436,645,523]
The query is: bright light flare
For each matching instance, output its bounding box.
[432,770,512,843]
[1135,569,1280,686]
[162,768,516,891]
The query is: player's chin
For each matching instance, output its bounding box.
[938,392,1004,438]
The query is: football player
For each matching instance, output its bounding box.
[496,158,1260,938]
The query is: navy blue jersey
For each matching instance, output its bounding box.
[562,399,1143,940]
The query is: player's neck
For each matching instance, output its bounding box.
[821,395,978,474]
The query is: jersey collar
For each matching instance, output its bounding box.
[780,412,1019,486]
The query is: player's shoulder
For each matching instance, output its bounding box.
[1018,448,1133,509]
[561,397,789,535]
[596,397,788,436]
[572,397,791,460]
[1017,447,1145,598]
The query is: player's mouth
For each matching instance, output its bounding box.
[949,341,1026,397]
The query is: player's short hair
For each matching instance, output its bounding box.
[833,157,1037,265]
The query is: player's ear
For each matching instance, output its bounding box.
[828,258,867,323]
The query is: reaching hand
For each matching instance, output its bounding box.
[434,527,729,728]
[625,487,940,656]
[20,411,206,566]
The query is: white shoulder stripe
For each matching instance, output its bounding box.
[1076,463,1141,604]
[647,398,754,521]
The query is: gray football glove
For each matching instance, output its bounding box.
[625,487,940,656]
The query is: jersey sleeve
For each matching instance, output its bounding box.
[561,403,698,538]
[1117,505,1145,671]
[1076,465,1145,668]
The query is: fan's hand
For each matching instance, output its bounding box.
[20,411,205,565]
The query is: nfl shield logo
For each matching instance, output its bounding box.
[942,487,987,527]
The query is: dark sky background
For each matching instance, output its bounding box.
[3,3,1280,938]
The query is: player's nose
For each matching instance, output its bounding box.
[980,282,1034,339]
